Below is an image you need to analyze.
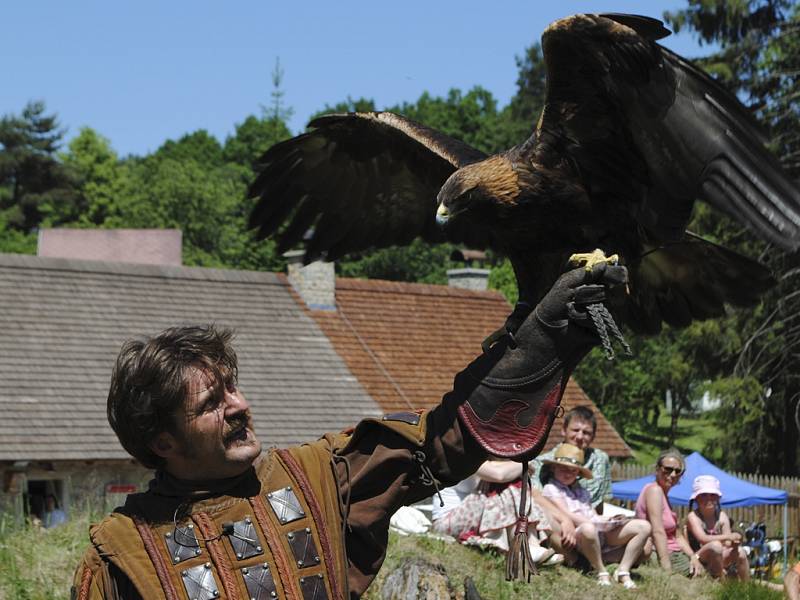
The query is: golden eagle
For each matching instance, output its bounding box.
[249,13,800,333]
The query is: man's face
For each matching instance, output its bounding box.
[166,366,262,480]
[562,418,594,450]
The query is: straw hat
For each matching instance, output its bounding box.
[690,475,722,501]
[541,443,593,479]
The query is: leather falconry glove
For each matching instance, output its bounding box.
[457,263,628,462]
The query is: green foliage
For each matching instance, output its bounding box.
[223,115,291,171]
[153,130,224,169]
[661,0,800,474]
[487,257,518,305]
[337,238,458,284]
[0,101,78,241]
[59,127,129,226]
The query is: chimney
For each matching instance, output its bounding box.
[284,250,336,310]
[38,228,182,265]
[447,248,490,291]
[446,267,490,291]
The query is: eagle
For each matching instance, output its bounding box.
[249,13,800,334]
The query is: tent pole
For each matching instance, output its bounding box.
[784,503,789,576]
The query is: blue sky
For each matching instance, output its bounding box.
[2,1,716,157]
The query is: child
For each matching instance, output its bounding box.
[542,443,651,588]
[685,475,750,581]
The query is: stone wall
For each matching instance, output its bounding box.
[0,460,152,523]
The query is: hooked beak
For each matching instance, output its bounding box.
[435,203,449,226]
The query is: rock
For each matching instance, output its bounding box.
[380,558,459,600]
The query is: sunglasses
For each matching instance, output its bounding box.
[660,465,684,476]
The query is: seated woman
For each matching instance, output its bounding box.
[541,443,651,588]
[686,475,750,581]
[431,459,562,566]
[635,449,703,577]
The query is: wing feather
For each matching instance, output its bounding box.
[534,13,800,251]
[249,112,489,262]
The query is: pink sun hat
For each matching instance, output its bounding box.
[691,475,722,500]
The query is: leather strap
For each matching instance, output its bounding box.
[250,494,301,600]
[77,563,93,600]
[193,512,240,599]
[278,449,343,600]
[133,516,179,600]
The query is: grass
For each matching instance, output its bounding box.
[363,532,784,600]
[625,413,723,466]
[0,510,785,600]
[0,512,92,600]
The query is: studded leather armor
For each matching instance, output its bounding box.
[72,404,487,600]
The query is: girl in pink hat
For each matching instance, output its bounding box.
[685,475,750,581]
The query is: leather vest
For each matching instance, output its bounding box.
[86,439,348,600]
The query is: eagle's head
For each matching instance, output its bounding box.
[435,155,520,227]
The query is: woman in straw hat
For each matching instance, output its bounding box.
[686,475,750,580]
[541,443,651,588]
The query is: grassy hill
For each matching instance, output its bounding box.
[0,510,783,600]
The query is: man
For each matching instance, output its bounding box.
[72,264,626,599]
[534,406,611,514]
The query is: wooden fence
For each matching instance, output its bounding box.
[611,463,800,546]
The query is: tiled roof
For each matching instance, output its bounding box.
[306,277,632,459]
[0,254,381,461]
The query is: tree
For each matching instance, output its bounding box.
[658,0,800,473]
[0,101,77,236]
[59,127,129,226]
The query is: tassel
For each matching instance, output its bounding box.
[505,461,539,582]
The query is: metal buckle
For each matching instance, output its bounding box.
[180,562,219,599]
[226,516,264,560]
[165,523,201,564]
[300,573,328,600]
[241,563,278,600]
[266,486,305,524]
[286,527,320,569]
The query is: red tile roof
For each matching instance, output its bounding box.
[292,275,632,459]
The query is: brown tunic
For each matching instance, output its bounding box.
[72,382,486,600]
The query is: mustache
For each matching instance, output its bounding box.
[223,413,251,438]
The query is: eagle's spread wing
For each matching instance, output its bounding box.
[249,112,490,261]
[534,13,800,250]
[529,13,799,332]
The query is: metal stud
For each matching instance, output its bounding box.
[237,552,243,559]
[256,545,262,552]
[204,562,211,569]
[165,531,172,538]
[286,486,292,491]
[297,560,304,567]
[315,556,320,563]
[195,549,201,555]
[245,517,252,524]
[188,524,194,529]
[288,532,294,540]
[305,527,311,533]
[271,592,277,598]
[263,563,269,569]
[243,567,249,575]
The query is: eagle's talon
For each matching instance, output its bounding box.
[568,249,619,272]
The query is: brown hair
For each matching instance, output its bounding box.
[563,405,597,435]
[107,324,238,469]
[655,448,686,472]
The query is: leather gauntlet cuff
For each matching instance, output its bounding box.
[456,317,597,461]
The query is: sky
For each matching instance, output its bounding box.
[2,1,717,158]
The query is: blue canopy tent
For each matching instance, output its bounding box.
[612,452,789,571]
